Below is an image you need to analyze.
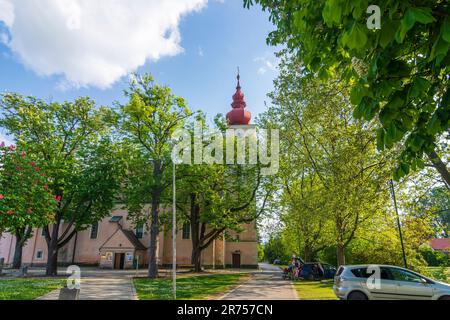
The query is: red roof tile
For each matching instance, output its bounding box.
[430,238,450,250]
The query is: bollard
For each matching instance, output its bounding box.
[0,258,4,275]
[59,288,80,300]
[20,265,28,277]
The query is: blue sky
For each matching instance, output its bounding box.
[0,0,280,144]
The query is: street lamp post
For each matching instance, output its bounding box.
[389,179,408,269]
[172,160,176,299]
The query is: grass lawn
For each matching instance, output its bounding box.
[293,280,337,300]
[134,273,247,300]
[426,267,450,283]
[0,278,64,300]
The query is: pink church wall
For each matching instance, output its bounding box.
[0,205,257,268]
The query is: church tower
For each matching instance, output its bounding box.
[226,70,252,126]
[220,70,258,269]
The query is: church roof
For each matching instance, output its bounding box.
[99,227,146,251]
[122,229,147,250]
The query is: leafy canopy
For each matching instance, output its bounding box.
[244,0,450,180]
[0,144,56,234]
[0,93,121,230]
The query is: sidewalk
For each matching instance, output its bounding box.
[219,263,298,300]
[38,277,137,300]
[29,266,265,300]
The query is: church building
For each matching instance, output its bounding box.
[0,75,258,269]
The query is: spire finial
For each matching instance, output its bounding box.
[236,66,241,89]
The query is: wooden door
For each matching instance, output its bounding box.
[114,253,125,269]
[232,253,241,268]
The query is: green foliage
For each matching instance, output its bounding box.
[119,73,192,220]
[402,182,450,238]
[257,52,394,266]
[263,235,291,264]
[0,144,56,238]
[0,93,122,273]
[244,0,450,183]
[423,266,450,283]
[120,73,192,165]
[0,93,119,229]
[257,243,265,262]
[420,245,449,267]
[118,73,192,277]
[172,116,270,270]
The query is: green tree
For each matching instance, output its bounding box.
[245,0,450,186]
[398,165,450,238]
[263,234,290,264]
[258,53,393,266]
[173,117,270,272]
[419,187,450,237]
[119,73,192,278]
[280,173,332,262]
[420,245,449,267]
[0,143,56,268]
[0,94,121,275]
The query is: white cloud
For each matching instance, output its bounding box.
[0,0,14,27]
[0,0,207,89]
[198,46,204,57]
[254,55,277,75]
[257,67,266,75]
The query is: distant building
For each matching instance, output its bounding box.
[0,74,258,269]
[429,238,450,256]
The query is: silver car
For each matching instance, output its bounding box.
[333,265,450,300]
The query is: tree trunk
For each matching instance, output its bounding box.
[191,247,202,273]
[189,194,203,273]
[12,233,23,269]
[148,190,161,278]
[427,150,450,187]
[336,244,345,267]
[45,220,61,276]
[304,244,312,263]
[46,240,59,276]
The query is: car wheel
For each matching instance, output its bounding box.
[439,296,450,300]
[347,291,368,300]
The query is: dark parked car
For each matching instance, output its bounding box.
[299,262,337,280]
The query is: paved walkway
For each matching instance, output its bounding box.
[27,264,294,300]
[38,277,137,300]
[220,263,298,300]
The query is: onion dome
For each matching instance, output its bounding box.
[226,70,251,126]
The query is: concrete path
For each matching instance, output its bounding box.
[220,263,298,300]
[38,277,137,300]
[30,265,291,300]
